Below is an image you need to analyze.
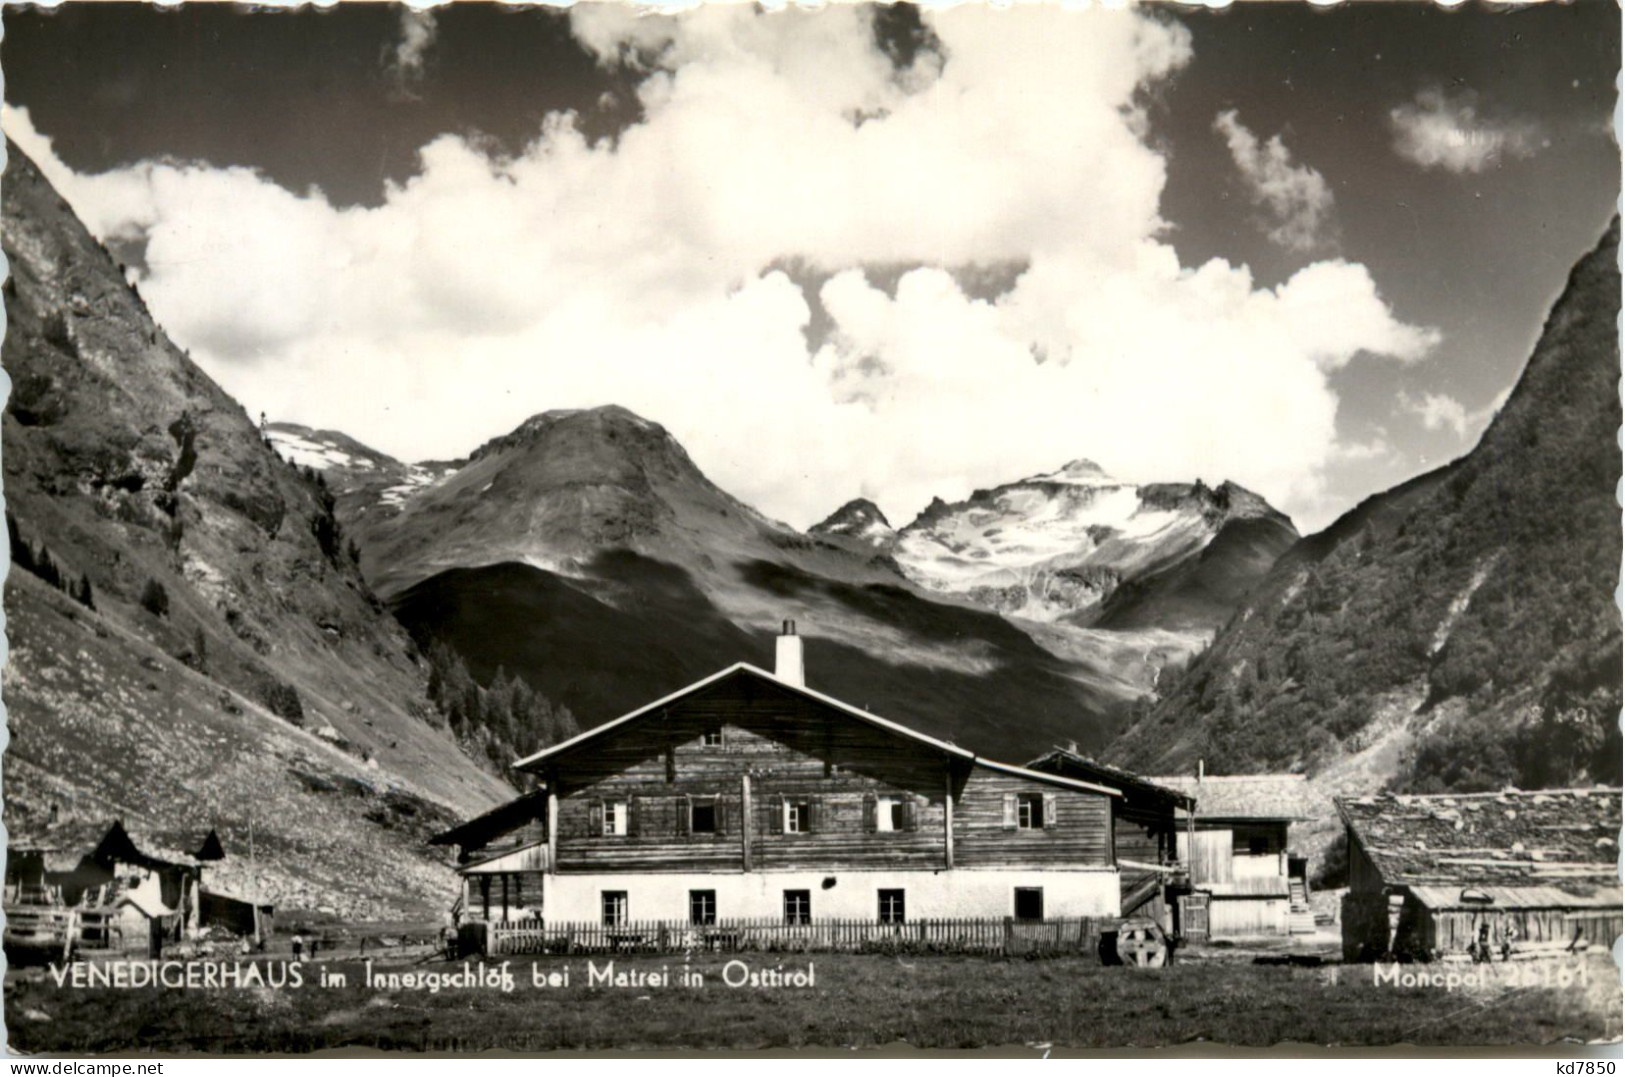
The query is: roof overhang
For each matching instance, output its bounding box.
[509,663,1121,798]
[430,788,549,847]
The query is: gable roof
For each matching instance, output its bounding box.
[1149,774,1314,822]
[195,829,227,862]
[1028,748,1195,810]
[512,663,1121,798]
[1337,788,1622,894]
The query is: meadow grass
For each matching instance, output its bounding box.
[6,952,1618,1054]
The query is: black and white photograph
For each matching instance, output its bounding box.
[0,0,1620,1056]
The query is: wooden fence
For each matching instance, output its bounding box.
[472,916,1105,958]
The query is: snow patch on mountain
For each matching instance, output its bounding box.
[266,428,376,472]
[891,461,1285,624]
[378,466,445,508]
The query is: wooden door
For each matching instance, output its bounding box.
[1180,893,1211,940]
[1190,830,1233,885]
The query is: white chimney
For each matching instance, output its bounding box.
[775,619,804,687]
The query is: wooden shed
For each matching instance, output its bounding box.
[1337,788,1622,962]
[1150,771,1317,937]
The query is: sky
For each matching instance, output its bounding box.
[3,1,1618,533]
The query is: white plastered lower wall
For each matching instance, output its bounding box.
[542,867,1120,923]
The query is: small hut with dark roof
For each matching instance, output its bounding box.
[195,829,227,862]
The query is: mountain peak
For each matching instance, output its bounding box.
[469,404,681,466]
[1026,458,1117,486]
[810,498,896,546]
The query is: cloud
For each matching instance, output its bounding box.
[1401,385,1509,440]
[5,5,1438,534]
[384,8,438,99]
[1331,434,1395,464]
[1403,391,1471,437]
[1214,109,1335,252]
[1389,88,1542,174]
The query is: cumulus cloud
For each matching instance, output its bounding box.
[1390,88,1542,174]
[385,8,438,99]
[1331,434,1395,464]
[1401,385,1509,440]
[1403,391,1471,437]
[1214,109,1335,252]
[6,5,1438,533]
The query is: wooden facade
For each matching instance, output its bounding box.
[1153,773,1314,938]
[537,672,1116,876]
[440,658,1129,928]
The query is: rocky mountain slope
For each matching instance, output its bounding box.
[312,408,1135,759]
[265,421,459,540]
[1110,218,1623,800]
[1,143,511,919]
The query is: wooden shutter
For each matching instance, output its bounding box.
[717,797,730,837]
[806,799,819,834]
[628,797,642,837]
[1002,794,1017,831]
[1042,794,1058,829]
[863,793,877,832]
[589,799,605,836]
[677,795,691,837]
[903,796,919,832]
[775,794,787,833]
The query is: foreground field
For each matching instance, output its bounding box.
[6,952,1620,1054]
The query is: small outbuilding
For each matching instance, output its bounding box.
[430,788,550,924]
[1149,771,1317,938]
[1026,747,1195,933]
[1337,787,1622,961]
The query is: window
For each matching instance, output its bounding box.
[602,800,628,837]
[1016,794,1043,830]
[878,889,906,925]
[690,800,717,835]
[1248,835,1270,855]
[602,891,628,927]
[784,890,811,925]
[689,890,717,926]
[1014,887,1044,922]
[784,800,811,834]
[876,795,905,833]
[701,727,725,748]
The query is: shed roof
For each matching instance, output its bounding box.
[1409,884,1623,912]
[1338,788,1622,893]
[1149,774,1314,822]
[430,789,549,848]
[117,889,176,920]
[1027,748,1195,809]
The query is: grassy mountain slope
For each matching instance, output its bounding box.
[391,550,1129,762]
[1109,218,1623,796]
[1,143,511,917]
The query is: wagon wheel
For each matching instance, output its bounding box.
[1114,920,1168,968]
